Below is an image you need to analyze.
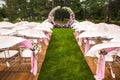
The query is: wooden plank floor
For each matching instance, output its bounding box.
[80,42,120,80]
[0,42,48,80]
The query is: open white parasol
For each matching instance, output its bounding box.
[0,29,16,35]
[0,36,26,49]
[18,29,47,38]
[0,21,14,29]
[86,42,120,57]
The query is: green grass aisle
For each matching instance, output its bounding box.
[38,28,94,80]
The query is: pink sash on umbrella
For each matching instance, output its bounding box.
[20,40,37,75]
[78,38,83,46]
[84,40,90,54]
[95,55,105,80]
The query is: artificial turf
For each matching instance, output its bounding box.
[38,28,94,80]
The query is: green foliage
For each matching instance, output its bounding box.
[0,0,119,22]
[38,28,94,80]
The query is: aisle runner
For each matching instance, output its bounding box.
[38,28,94,80]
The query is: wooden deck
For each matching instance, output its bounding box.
[0,42,48,80]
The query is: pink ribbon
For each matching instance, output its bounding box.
[95,55,105,80]
[30,52,37,75]
[84,40,90,54]
[20,40,37,75]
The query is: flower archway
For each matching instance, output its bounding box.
[48,6,75,28]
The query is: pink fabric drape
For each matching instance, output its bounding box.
[30,52,37,75]
[95,55,105,80]
[20,40,37,75]
[20,40,33,49]
[84,40,90,54]
[43,38,49,46]
[78,38,83,46]
[94,47,117,80]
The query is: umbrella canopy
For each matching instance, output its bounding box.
[107,24,120,31]
[74,21,95,30]
[77,31,105,38]
[0,36,26,49]
[0,21,14,29]
[110,38,120,42]
[24,22,41,28]
[86,42,120,57]
[18,29,47,38]
[40,22,53,29]
[0,29,16,35]
[34,26,52,32]
[12,24,30,31]
[104,30,120,38]
[14,21,29,26]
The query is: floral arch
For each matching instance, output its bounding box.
[48,6,75,28]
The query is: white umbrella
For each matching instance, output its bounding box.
[104,30,120,38]
[0,21,14,29]
[12,24,30,31]
[86,42,120,56]
[107,24,120,31]
[0,36,26,49]
[34,26,52,32]
[40,22,53,29]
[18,29,47,38]
[0,29,16,35]
[77,31,105,38]
[24,22,41,28]
[73,21,95,30]
[110,38,120,42]
[71,21,79,28]
[14,21,29,26]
